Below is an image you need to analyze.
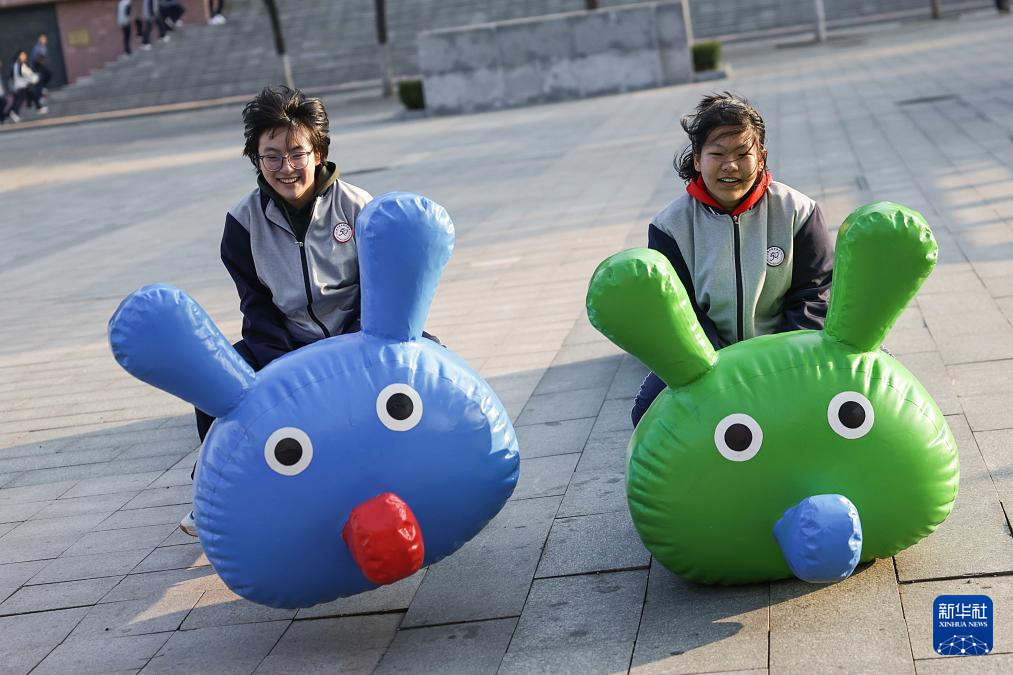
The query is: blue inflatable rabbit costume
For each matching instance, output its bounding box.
[109,193,520,608]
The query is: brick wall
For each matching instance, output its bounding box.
[53,0,207,82]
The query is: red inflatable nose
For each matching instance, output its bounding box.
[342,492,425,585]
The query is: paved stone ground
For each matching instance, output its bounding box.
[1,9,1013,674]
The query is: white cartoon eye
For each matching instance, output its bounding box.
[376,383,423,432]
[714,413,763,462]
[828,391,874,439]
[264,427,314,476]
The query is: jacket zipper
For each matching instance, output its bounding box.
[296,240,331,339]
[731,215,744,343]
[265,196,332,340]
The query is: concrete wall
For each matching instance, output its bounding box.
[687,0,994,39]
[418,1,692,115]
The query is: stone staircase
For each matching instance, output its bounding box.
[47,0,643,117]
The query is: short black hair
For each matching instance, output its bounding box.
[241,86,330,169]
[674,92,766,182]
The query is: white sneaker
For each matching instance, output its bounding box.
[37,106,48,115]
[160,34,171,43]
[8,111,20,123]
[141,43,152,51]
[179,510,198,537]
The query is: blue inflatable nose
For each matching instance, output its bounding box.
[773,494,863,583]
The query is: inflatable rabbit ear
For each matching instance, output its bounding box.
[587,248,717,388]
[824,202,937,352]
[108,284,255,417]
[357,192,454,341]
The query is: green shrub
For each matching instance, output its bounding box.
[692,40,722,72]
[398,79,426,110]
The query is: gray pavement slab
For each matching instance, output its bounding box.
[915,653,1013,673]
[557,468,628,518]
[770,560,913,673]
[535,510,650,578]
[181,587,297,630]
[32,492,136,520]
[591,398,636,435]
[514,418,595,460]
[0,512,109,564]
[63,523,178,558]
[506,570,647,660]
[511,452,580,501]
[0,607,89,675]
[0,575,124,616]
[606,356,650,402]
[30,548,152,585]
[515,387,609,427]
[895,415,1013,581]
[630,560,768,675]
[95,504,191,531]
[132,542,208,575]
[895,352,956,415]
[500,643,634,675]
[140,620,290,674]
[533,357,624,397]
[122,485,193,510]
[257,614,402,674]
[101,567,222,604]
[403,496,560,627]
[375,617,515,675]
[973,428,1013,505]
[69,587,204,638]
[33,632,172,675]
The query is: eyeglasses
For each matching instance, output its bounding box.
[257,150,312,172]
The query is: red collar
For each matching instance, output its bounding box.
[686,171,772,216]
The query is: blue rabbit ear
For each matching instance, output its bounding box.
[357,192,454,340]
[108,284,255,417]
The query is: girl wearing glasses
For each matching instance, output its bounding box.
[191,86,373,446]
[181,86,380,535]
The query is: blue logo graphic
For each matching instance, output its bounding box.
[933,595,992,656]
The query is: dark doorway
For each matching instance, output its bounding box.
[0,3,67,90]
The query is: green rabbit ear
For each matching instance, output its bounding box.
[824,202,938,352]
[586,248,717,388]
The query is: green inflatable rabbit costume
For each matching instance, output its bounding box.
[586,202,958,585]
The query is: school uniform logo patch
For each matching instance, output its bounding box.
[333,223,353,243]
[766,246,785,267]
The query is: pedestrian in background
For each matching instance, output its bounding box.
[117,0,133,55]
[207,0,226,25]
[160,0,186,30]
[10,50,47,116]
[141,0,168,49]
[29,34,50,101]
[0,57,20,123]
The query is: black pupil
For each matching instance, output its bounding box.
[724,424,752,452]
[386,393,414,421]
[274,438,303,466]
[838,401,866,429]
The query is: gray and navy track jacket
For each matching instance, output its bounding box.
[649,173,834,349]
[221,178,373,368]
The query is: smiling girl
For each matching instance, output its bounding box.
[631,92,834,426]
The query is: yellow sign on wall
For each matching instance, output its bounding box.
[67,29,90,48]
